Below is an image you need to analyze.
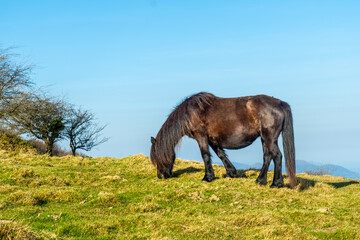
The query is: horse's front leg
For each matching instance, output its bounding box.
[195,135,215,182]
[210,144,237,178]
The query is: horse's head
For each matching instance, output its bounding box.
[150,136,174,179]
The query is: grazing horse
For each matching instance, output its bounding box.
[150,92,296,188]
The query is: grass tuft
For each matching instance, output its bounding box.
[0,220,42,240]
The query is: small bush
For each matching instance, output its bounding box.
[0,130,35,153]
[305,166,333,176]
[28,139,72,157]
[0,129,73,157]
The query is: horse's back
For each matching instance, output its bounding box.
[206,94,285,124]
[201,95,260,149]
[200,95,287,149]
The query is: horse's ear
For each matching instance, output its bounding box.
[151,137,156,144]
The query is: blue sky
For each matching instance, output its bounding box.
[1,1,360,172]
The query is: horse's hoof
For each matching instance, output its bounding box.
[256,178,267,185]
[270,183,284,188]
[225,174,235,178]
[201,176,214,183]
[225,171,237,178]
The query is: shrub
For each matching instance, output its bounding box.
[305,166,333,176]
[0,129,35,153]
[27,139,72,157]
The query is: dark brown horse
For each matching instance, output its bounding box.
[150,92,296,188]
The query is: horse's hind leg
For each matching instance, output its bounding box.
[269,142,284,188]
[257,138,284,187]
[210,144,237,178]
[195,135,215,182]
[256,140,272,185]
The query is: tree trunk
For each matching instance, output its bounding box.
[71,147,76,156]
[70,140,76,156]
[45,139,54,156]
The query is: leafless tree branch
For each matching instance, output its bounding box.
[64,106,109,156]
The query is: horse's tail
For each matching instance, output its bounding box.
[281,102,296,188]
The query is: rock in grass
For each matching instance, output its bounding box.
[48,213,63,220]
[101,175,127,181]
[316,207,334,214]
[188,191,202,200]
[209,194,220,202]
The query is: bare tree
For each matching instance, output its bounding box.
[5,92,67,156]
[0,47,33,118]
[0,47,107,157]
[64,107,108,156]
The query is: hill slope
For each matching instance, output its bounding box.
[0,153,360,239]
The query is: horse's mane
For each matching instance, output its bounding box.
[151,92,216,169]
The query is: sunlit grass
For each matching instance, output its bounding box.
[0,152,359,239]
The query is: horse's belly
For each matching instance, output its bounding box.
[209,127,259,150]
[221,134,259,149]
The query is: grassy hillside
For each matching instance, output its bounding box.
[0,152,360,239]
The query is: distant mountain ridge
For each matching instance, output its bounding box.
[213,160,360,180]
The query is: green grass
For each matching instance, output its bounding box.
[0,151,360,239]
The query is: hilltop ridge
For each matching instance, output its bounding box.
[219,160,360,180]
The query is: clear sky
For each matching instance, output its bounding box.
[1,1,360,173]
